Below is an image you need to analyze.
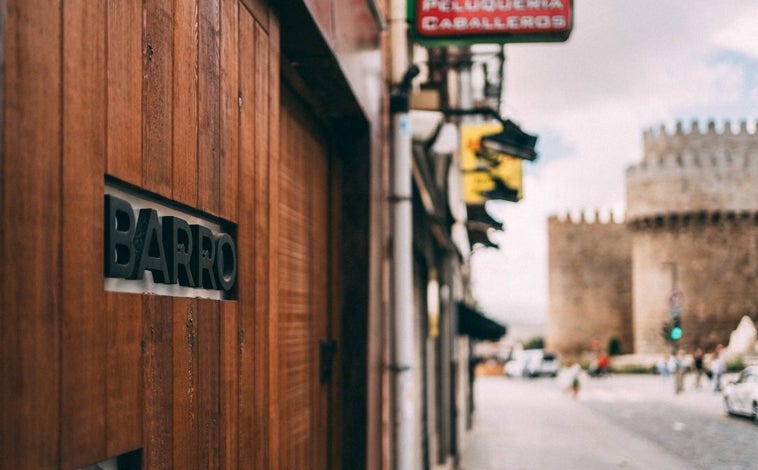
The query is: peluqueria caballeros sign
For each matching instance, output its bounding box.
[410,0,573,46]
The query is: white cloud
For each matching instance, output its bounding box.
[713,5,758,57]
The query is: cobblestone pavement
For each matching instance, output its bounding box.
[460,373,757,470]
[578,373,758,470]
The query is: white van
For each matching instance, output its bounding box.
[505,349,560,378]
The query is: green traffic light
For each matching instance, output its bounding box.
[670,326,682,341]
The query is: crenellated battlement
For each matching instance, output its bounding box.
[627,209,758,231]
[640,118,758,167]
[626,146,754,173]
[548,209,625,225]
[626,118,758,221]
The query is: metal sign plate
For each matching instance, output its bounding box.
[410,0,573,46]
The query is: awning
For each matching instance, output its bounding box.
[457,302,507,341]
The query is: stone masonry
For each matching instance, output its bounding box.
[548,119,758,359]
[627,119,758,354]
[547,211,633,361]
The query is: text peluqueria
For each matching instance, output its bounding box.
[421,0,566,13]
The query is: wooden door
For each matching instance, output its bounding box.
[278,82,335,469]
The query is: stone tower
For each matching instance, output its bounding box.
[626,119,758,354]
[546,211,633,361]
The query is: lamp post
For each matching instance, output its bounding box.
[662,261,685,393]
[662,261,678,291]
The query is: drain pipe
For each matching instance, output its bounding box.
[388,0,419,464]
[390,62,420,470]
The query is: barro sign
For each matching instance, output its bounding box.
[105,182,237,299]
[411,0,572,46]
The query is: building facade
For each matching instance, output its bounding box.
[0,1,513,468]
[1,0,386,468]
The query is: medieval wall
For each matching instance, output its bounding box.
[548,119,758,359]
[627,119,758,354]
[630,216,758,354]
[627,119,758,219]
[546,212,633,360]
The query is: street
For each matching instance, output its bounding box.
[461,372,758,470]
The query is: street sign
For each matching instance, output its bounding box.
[409,0,573,46]
[668,288,684,308]
[668,288,684,316]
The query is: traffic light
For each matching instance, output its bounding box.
[670,316,683,341]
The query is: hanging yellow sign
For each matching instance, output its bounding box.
[460,122,523,204]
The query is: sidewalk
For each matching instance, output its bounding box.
[459,375,694,470]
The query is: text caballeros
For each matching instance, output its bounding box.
[421,14,566,32]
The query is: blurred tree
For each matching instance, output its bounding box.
[524,336,544,350]
[608,336,622,356]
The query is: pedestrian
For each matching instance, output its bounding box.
[692,348,704,389]
[673,349,686,394]
[563,363,581,398]
[570,371,580,398]
[657,355,670,377]
[589,351,610,377]
[709,345,726,392]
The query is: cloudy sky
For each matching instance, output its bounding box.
[470,1,758,329]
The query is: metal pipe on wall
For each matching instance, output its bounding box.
[388,0,421,466]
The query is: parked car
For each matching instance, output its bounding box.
[504,349,560,378]
[723,365,758,423]
[530,351,560,377]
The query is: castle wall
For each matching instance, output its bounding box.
[547,213,633,361]
[627,119,758,219]
[627,119,758,354]
[548,118,758,359]
[631,214,758,354]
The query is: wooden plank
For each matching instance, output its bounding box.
[143,295,174,468]
[142,3,174,463]
[236,12,259,467]
[220,0,239,221]
[220,300,239,469]
[106,293,143,457]
[198,0,221,215]
[61,2,108,466]
[142,0,174,462]
[266,15,281,470]
[143,0,173,195]
[173,298,199,470]
[1,2,62,468]
[219,5,240,464]
[279,86,308,469]
[107,0,142,185]
[172,0,199,207]
[240,0,269,32]
[197,299,221,469]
